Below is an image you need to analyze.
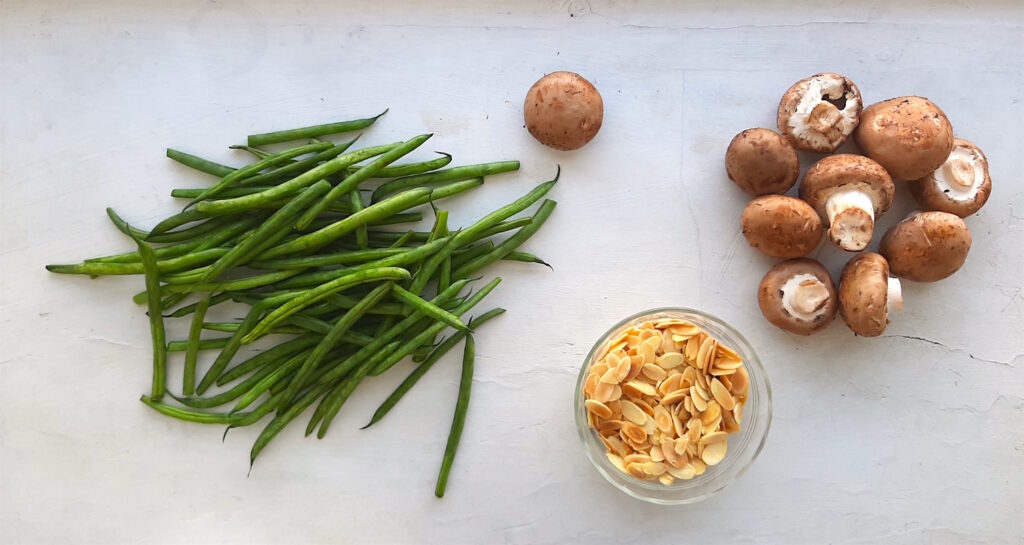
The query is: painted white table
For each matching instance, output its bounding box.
[2,1,1022,543]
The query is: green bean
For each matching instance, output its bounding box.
[217,335,320,386]
[391,285,468,331]
[165,292,233,318]
[469,217,533,243]
[439,257,452,292]
[388,231,417,249]
[450,242,494,269]
[249,247,404,270]
[182,294,212,395]
[140,395,251,425]
[358,152,451,179]
[195,304,268,394]
[202,322,306,335]
[186,141,332,207]
[199,181,332,283]
[311,359,374,439]
[270,236,450,289]
[106,208,149,240]
[295,134,433,229]
[371,160,520,203]
[371,277,500,376]
[172,351,300,409]
[240,138,358,187]
[46,248,229,276]
[453,199,556,279]
[502,251,551,268]
[147,209,210,238]
[132,234,167,400]
[132,268,306,304]
[90,216,260,266]
[228,144,272,159]
[195,143,397,216]
[435,333,474,497]
[227,391,286,432]
[166,148,236,177]
[232,351,309,412]
[349,190,368,248]
[247,110,386,146]
[364,308,504,429]
[171,186,275,199]
[281,283,392,407]
[167,337,231,352]
[249,383,331,467]
[241,267,411,344]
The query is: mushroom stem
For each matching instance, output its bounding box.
[825,188,875,251]
[887,277,903,315]
[781,273,831,322]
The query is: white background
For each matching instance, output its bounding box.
[2,1,1023,543]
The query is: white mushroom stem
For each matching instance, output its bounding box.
[933,147,984,201]
[887,277,903,316]
[824,188,875,251]
[780,273,831,322]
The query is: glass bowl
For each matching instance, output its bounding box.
[574,308,772,505]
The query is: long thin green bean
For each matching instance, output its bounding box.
[195,304,267,394]
[240,138,358,187]
[349,190,368,248]
[249,383,331,467]
[436,333,474,497]
[167,337,231,352]
[186,141,332,207]
[247,110,386,146]
[148,209,210,238]
[248,247,404,270]
[165,292,233,318]
[357,152,451,179]
[231,351,309,412]
[371,160,520,203]
[140,395,252,425]
[182,294,212,396]
[391,285,468,331]
[453,199,557,279]
[166,148,236,177]
[132,234,166,400]
[46,248,229,276]
[216,335,320,386]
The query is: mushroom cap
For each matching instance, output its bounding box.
[838,252,891,337]
[909,138,992,217]
[854,96,954,181]
[799,154,895,217]
[777,72,863,153]
[879,211,971,282]
[725,128,800,196]
[757,258,838,335]
[523,71,603,151]
[741,195,823,258]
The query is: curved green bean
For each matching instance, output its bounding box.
[182,294,212,396]
[195,304,268,394]
[132,234,166,400]
[453,199,556,279]
[249,384,330,466]
[46,248,229,276]
[186,141,332,207]
[166,148,236,177]
[249,247,404,270]
[247,110,386,146]
[240,138,358,187]
[435,333,474,497]
[140,395,252,425]
[371,160,520,203]
[216,335,320,386]
[355,152,451,179]
[231,351,308,412]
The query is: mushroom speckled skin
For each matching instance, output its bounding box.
[854,96,954,181]
[758,258,838,335]
[725,128,801,196]
[909,138,992,217]
[879,211,972,282]
[839,253,903,337]
[741,195,823,258]
[777,72,863,153]
[523,71,603,151]
[799,154,895,252]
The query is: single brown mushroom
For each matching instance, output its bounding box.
[757,258,838,335]
[777,72,863,153]
[799,154,895,252]
[725,128,800,196]
[523,71,604,151]
[879,211,972,282]
[838,253,903,337]
[741,195,823,258]
[854,96,954,181]
[909,138,992,217]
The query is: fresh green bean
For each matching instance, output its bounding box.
[450,242,494,269]
[195,143,397,216]
[165,292,233,318]
[453,199,556,279]
[229,144,272,159]
[46,248,229,276]
[247,110,386,146]
[106,208,149,240]
[231,351,309,412]
[249,247,404,270]
[364,309,504,429]
[202,322,305,335]
[227,390,286,431]
[391,285,468,331]
[439,257,452,292]
[502,251,551,268]
[172,351,301,409]
[187,141,332,207]
[132,234,166,400]
[269,236,450,289]
[249,382,331,467]
[469,217,533,243]
[371,160,520,203]
[295,134,433,229]
[170,186,275,199]
[166,148,236,177]
[182,294,212,396]
[140,395,251,425]
[349,190,368,248]
[357,152,451,179]
[240,138,358,187]
[133,268,306,304]
[195,304,268,394]
[435,333,474,497]
[216,335,320,386]
[167,337,231,352]
[147,209,210,238]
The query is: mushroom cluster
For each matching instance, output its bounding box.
[725,72,993,337]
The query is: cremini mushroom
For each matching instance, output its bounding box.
[799,154,895,252]
[725,128,800,196]
[838,253,903,337]
[776,72,863,153]
[854,96,954,181]
[758,258,837,335]
[909,138,992,217]
[879,211,971,282]
[523,71,604,151]
[740,195,823,258]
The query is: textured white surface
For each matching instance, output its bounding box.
[2,1,1023,543]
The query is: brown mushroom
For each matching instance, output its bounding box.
[838,253,903,337]
[523,71,603,151]
[909,138,992,217]
[854,96,954,180]
[777,72,863,153]
[741,195,823,258]
[725,128,800,196]
[799,154,895,252]
[879,211,971,282]
[757,258,838,335]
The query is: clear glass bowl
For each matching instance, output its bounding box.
[574,308,772,505]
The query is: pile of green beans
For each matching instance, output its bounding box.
[46,112,558,497]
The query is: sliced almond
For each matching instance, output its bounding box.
[731,367,749,396]
[667,323,701,337]
[659,331,678,354]
[653,404,674,433]
[642,363,667,382]
[608,385,622,402]
[626,335,642,348]
[674,437,689,456]
[682,396,695,416]
[671,411,685,439]
[697,336,716,371]
[687,418,702,443]
[658,374,683,396]
[721,410,740,433]
[599,364,626,384]
[597,419,624,435]
[583,372,599,396]
[658,473,675,486]
[691,458,706,475]
[641,416,657,435]
[623,380,656,397]
[701,440,727,466]
[633,397,655,416]
[717,342,742,362]
[625,357,644,381]
[659,388,688,407]
[700,400,721,427]
[606,400,622,420]
[639,328,656,340]
[642,461,668,476]
[621,421,648,444]
[590,361,609,378]
[710,378,736,410]
[708,366,738,376]
[620,400,648,425]
[692,392,708,412]
[733,401,744,424]
[584,399,613,419]
[661,437,681,467]
[606,452,626,473]
[667,464,696,480]
[626,463,647,479]
[656,352,685,370]
[638,342,656,364]
[696,371,710,392]
[699,431,728,446]
[684,335,700,364]
[649,445,665,462]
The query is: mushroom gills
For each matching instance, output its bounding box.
[788,78,860,149]
[824,187,875,251]
[934,147,985,201]
[780,273,832,322]
[887,277,903,315]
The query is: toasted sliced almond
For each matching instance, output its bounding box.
[633,397,655,416]
[621,421,648,443]
[687,418,702,443]
[692,393,708,412]
[600,365,625,384]
[642,461,668,476]
[671,411,685,438]
[626,463,647,479]
[659,374,683,396]
[592,381,615,403]
[584,399,613,418]
[606,400,623,419]
[584,372,599,396]
[597,419,624,435]
[733,401,744,424]
[606,452,626,473]
[667,464,696,480]
[659,388,688,407]
[674,437,689,456]
[699,431,728,446]
[661,437,680,466]
[717,342,742,361]
[684,335,700,363]
[590,361,609,377]
[682,396,695,416]
[623,452,650,467]
[708,366,738,376]
[700,400,721,427]
[696,371,709,392]
[638,343,656,364]
[658,473,675,486]
[718,375,733,391]
[625,357,644,381]
[656,352,685,370]
[701,441,727,465]
[639,328,656,340]
[653,405,674,433]
[667,323,701,336]
[697,337,716,371]
[659,332,678,354]
[642,363,667,382]
[731,367,749,396]
[721,410,740,433]
[691,458,706,475]
[620,400,647,425]
[649,445,665,462]
[609,385,622,402]
[641,416,657,435]
[623,380,656,397]
[710,378,736,410]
